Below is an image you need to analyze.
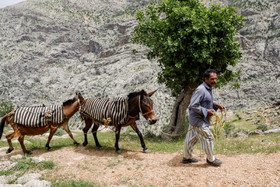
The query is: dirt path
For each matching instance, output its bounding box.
[4,146,278,186]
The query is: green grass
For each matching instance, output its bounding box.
[226,110,260,132]
[0,156,54,184]
[1,124,279,155]
[0,171,13,176]
[121,132,280,155]
[50,179,98,187]
[12,157,54,178]
[215,133,280,155]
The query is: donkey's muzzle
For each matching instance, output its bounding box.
[148,119,157,125]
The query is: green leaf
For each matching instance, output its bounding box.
[132,0,244,97]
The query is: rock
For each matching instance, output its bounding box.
[0,147,9,152]
[31,156,45,162]
[235,132,248,138]
[0,175,17,185]
[264,128,280,134]
[88,40,102,53]
[17,173,41,185]
[0,161,17,171]
[23,180,51,187]
[129,132,137,136]
[248,130,264,136]
[0,0,280,135]
[10,154,23,161]
[0,155,51,186]
[0,184,22,187]
[12,140,31,145]
[272,101,280,106]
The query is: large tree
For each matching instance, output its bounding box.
[132,0,244,138]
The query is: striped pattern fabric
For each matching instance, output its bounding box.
[183,125,215,162]
[14,105,65,128]
[79,97,128,126]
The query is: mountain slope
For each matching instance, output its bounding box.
[0,0,279,131]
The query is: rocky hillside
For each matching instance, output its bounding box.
[0,0,279,131]
[216,0,280,110]
[0,0,173,132]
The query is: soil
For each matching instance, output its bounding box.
[3,146,280,186]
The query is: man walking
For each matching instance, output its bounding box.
[182,69,225,166]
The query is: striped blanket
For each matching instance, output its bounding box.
[79,97,129,126]
[14,105,65,128]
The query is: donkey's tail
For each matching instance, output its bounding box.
[0,114,8,140]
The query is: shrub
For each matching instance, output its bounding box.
[256,124,268,132]
[224,122,236,137]
[0,101,14,117]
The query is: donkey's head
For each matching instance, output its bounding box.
[128,89,157,124]
[76,91,85,105]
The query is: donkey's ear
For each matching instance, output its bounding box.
[148,89,157,97]
[76,91,85,102]
[140,90,146,99]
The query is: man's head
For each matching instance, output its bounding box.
[203,69,217,88]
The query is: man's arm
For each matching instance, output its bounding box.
[189,89,208,118]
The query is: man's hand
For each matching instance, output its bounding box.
[215,104,226,111]
[208,109,215,116]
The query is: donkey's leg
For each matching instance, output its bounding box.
[92,123,101,149]
[130,123,148,153]
[18,135,32,154]
[63,122,79,145]
[6,124,21,154]
[6,133,15,153]
[45,126,58,150]
[115,126,122,154]
[83,119,93,146]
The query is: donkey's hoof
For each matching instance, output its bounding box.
[46,145,52,150]
[6,148,14,154]
[97,146,102,149]
[24,150,32,155]
[116,150,122,154]
[143,148,149,153]
[73,141,80,145]
[82,142,88,146]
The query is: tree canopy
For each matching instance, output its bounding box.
[132,0,244,96]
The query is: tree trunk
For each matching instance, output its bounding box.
[162,85,197,140]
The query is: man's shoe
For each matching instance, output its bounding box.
[206,158,222,166]
[182,158,198,164]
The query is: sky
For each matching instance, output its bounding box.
[0,0,26,8]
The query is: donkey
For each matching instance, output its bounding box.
[0,92,84,154]
[79,89,157,153]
